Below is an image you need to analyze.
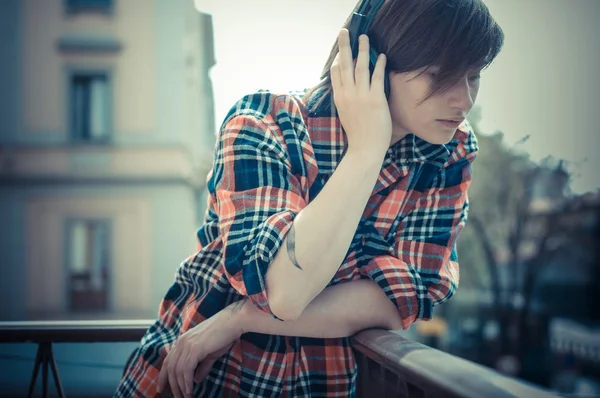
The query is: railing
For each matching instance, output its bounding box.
[352,329,557,398]
[1,321,557,398]
[0,320,153,398]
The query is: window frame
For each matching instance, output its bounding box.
[64,218,113,314]
[64,0,114,15]
[66,67,114,144]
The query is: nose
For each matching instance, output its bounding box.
[448,77,475,113]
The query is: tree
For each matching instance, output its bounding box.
[455,108,579,378]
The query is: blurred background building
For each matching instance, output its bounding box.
[0,0,216,393]
[0,0,216,320]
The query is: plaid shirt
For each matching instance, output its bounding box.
[115,88,477,397]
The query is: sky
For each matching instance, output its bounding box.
[194,0,600,194]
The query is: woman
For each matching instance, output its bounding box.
[116,0,504,396]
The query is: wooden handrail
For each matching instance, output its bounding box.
[0,319,154,343]
[351,329,558,398]
[0,321,558,397]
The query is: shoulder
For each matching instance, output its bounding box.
[216,90,310,166]
[220,90,307,135]
[443,119,479,168]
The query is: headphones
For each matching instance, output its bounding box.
[348,0,390,99]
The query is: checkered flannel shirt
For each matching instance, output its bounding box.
[115,87,477,397]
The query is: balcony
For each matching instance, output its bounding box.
[0,320,556,397]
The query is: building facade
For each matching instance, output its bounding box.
[0,0,216,393]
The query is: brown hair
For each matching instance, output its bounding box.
[303,0,504,112]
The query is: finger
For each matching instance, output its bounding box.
[337,29,354,86]
[193,344,232,384]
[168,348,184,398]
[370,53,387,95]
[330,53,343,96]
[182,347,201,398]
[176,348,193,398]
[355,34,370,92]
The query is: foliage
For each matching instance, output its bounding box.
[457,108,537,291]
[453,107,599,382]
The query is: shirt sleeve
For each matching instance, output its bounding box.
[211,113,308,318]
[359,132,477,330]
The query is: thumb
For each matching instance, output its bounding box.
[193,358,217,383]
[192,343,235,383]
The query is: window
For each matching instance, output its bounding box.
[65,0,113,14]
[70,72,111,142]
[66,220,111,312]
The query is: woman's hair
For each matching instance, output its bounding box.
[303,0,504,112]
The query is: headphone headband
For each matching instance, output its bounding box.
[356,0,384,28]
[348,0,385,59]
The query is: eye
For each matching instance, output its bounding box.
[424,67,440,78]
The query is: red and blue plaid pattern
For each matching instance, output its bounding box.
[115,88,477,397]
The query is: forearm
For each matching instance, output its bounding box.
[238,278,404,338]
[265,149,385,319]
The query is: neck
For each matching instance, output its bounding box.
[390,128,409,147]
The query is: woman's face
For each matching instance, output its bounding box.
[387,67,481,145]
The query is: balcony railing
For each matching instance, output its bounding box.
[352,329,556,397]
[0,320,557,398]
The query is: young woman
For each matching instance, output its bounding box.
[116,0,504,396]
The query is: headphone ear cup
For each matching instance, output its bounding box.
[368,46,379,75]
[368,46,390,99]
[348,14,367,60]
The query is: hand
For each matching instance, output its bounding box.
[156,300,246,398]
[330,28,392,156]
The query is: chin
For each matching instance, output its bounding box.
[416,130,456,145]
[430,135,455,145]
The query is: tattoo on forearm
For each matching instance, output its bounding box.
[286,224,303,270]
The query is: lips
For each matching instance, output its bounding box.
[437,118,463,124]
[437,119,462,129]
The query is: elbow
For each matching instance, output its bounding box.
[388,313,405,331]
[384,301,410,331]
[268,292,304,321]
[265,251,308,321]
